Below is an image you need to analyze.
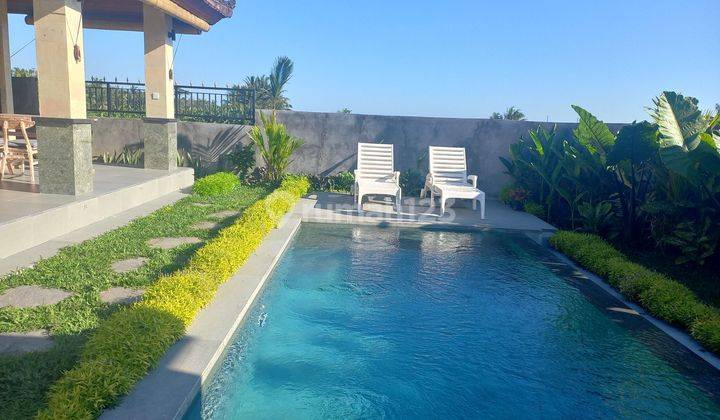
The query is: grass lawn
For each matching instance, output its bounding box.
[0,183,270,419]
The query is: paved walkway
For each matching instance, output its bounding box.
[297,192,556,235]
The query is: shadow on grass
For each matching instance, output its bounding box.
[0,331,89,419]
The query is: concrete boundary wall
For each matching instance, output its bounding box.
[88,112,627,197]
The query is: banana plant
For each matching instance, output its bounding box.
[571,105,616,161]
[652,91,720,210]
[607,121,659,240]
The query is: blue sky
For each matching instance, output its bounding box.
[7,0,719,122]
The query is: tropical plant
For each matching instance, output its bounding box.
[224,142,256,182]
[239,75,272,109]
[248,112,304,181]
[500,90,720,268]
[504,106,526,121]
[607,121,659,240]
[651,91,720,210]
[11,67,36,77]
[490,106,526,121]
[578,201,615,237]
[338,108,352,114]
[268,56,293,112]
[239,56,294,111]
[400,169,425,197]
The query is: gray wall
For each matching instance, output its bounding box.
[88,112,595,196]
[274,110,589,196]
[91,118,252,166]
[11,77,39,115]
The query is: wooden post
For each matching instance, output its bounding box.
[142,4,177,171]
[33,0,86,118]
[0,0,13,113]
[143,4,174,119]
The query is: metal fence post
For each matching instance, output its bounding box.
[106,82,112,117]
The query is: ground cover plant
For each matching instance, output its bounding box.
[550,231,720,354]
[192,172,240,196]
[500,91,720,302]
[0,176,270,419]
[37,175,309,419]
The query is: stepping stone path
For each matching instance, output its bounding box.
[100,287,145,305]
[208,210,239,219]
[147,236,202,250]
[191,221,219,230]
[0,285,73,308]
[111,257,149,273]
[0,329,53,354]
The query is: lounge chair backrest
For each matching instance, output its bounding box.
[357,143,394,181]
[429,146,467,185]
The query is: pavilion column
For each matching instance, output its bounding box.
[0,0,14,113]
[33,0,92,195]
[142,5,176,171]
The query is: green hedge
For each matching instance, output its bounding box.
[549,231,720,354]
[38,176,310,419]
[192,172,240,196]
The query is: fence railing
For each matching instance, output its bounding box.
[86,80,255,125]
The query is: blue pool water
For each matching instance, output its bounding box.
[188,224,720,419]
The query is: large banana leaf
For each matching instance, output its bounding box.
[651,91,707,179]
[571,105,615,158]
[607,121,659,167]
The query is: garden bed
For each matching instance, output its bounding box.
[550,231,720,355]
[0,180,271,419]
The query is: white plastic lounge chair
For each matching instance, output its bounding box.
[353,142,401,214]
[421,146,485,218]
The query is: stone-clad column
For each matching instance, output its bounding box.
[0,0,14,113]
[33,0,92,195]
[143,4,176,171]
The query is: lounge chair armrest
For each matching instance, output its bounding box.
[467,175,478,188]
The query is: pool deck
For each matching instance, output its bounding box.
[297,192,556,237]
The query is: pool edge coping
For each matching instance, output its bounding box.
[545,245,720,371]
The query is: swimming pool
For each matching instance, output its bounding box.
[187,224,720,418]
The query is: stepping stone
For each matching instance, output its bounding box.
[208,210,239,219]
[191,221,219,230]
[191,202,211,207]
[111,257,149,274]
[147,236,202,250]
[100,287,144,305]
[0,285,74,309]
[0,330,53,354]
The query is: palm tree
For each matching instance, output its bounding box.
[489,107,526,120]
[503,106,526,121]
[268,56,293,112]
[240,75,272,109]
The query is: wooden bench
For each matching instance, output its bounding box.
[0,114,38,183]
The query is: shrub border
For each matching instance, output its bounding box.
[38,176,310,419]
[549,231,720,357]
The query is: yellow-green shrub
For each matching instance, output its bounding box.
[550,230,720,354]
[39,176,309,419]
[192,172,240,196]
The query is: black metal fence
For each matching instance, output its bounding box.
[86,80,255,125]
